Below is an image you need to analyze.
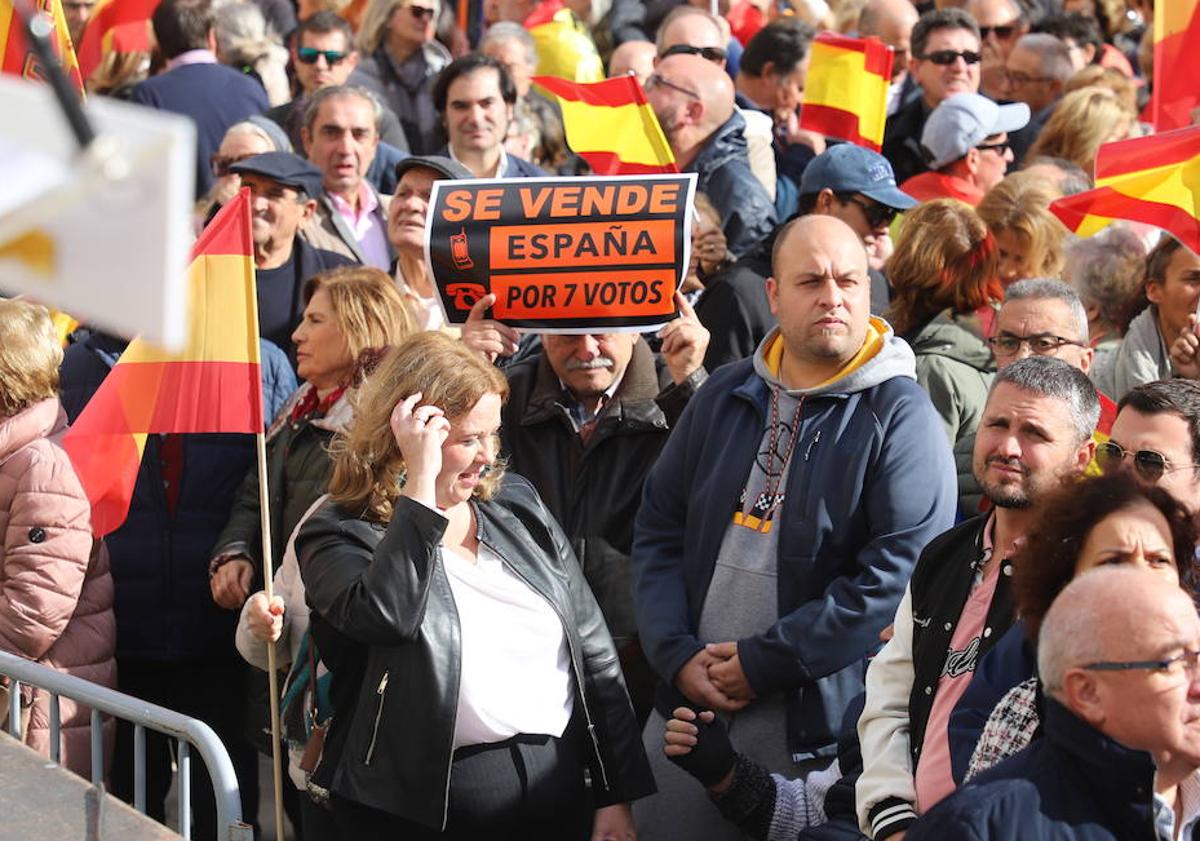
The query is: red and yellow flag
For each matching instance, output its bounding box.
[1151,0,1200,131]
[0,0,83,94]
[533,74,678,175]
[75,0,156,83]
[1049,125,1200,252]
[799,33,892,151]
[63,191,264,536]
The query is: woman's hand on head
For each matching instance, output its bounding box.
[590,802,635,841]
[391,392,450,506]
[245,591,285,643]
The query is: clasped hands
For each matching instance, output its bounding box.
[674,641,755,713]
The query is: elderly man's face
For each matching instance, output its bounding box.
[303,94,378,198]
[482,37,533,98]
[993,297,1093,373]
[387,167,437,254]
[542,332,639,403]
[241,173,314,256]
[1003,44,1059,112]
[1079,587,1200,779]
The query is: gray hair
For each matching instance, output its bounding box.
[1004,278,1090,342]
[1022,155,1092,195]
[213,1,278,63]
[303,84,384,135]
[991,356,1100,445]
[1015,32,1074,82]
[1063,226,1147,335]
[480,22,538,69]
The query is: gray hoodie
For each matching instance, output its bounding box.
[1099,305,1171,402]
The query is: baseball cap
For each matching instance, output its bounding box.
[395,155,474,182]
[229,152,324,199]
[921,93,1031,170]
[799,144,917,211]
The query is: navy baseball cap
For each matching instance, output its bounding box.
[229,152,324,199]
[799,144,917,211]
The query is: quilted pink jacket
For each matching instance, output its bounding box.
[0,397,115,777]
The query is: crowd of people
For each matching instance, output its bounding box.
[3,0,1200,839]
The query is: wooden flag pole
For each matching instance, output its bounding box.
[256,430,287,841]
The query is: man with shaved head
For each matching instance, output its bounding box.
[909,566,1200,839]
[632,215,956,839]
[645,52,776,256]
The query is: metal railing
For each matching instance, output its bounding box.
[0,649,253,841]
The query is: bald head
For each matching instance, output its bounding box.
[673,53,734,127]
[609,39,656,84]
[773,214,868,277]
[858,0,919,61]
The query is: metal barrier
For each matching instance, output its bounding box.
[0,649,253,841]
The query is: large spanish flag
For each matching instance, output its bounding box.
[799,33,891,151]
[1049,125,1200,253]
[533,74,678,175]
[0,0,83,94]
[1152,0,1200,131]
[75,0,157,83]
[63,191,264,536]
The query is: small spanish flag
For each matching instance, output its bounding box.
[62,190,265,536]
[1049,125,1200,253]
[75,0,157,83]
[533,74,678,175]
[1151,0,1200,131]
[799,33,892,152]
[0,0,84,95]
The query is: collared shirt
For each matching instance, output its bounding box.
[449,143,508,179]
[393,266,447,331]
[167,49,218,71]
[328,183,390,270]
[1154,772,1200,840]
[560,373,624,433]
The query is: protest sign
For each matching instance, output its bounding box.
[426,173,697,332]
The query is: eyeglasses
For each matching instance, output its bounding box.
[408,5,436,19]
[296,46,349,65]
[661,43,727,63]
[1004,69,1051,85]
[979,24,1020,40]
[644,73,700,99]
[838,194,898,229]
[210,153,255,177]
[918,49,982,66]
[1096,440,1200,483]
[1084,649,1200,678]
[976,140,1011,156]
[986,332,1086,357]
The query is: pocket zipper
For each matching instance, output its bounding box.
[364,670,389,765]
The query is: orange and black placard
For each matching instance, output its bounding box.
[426,173,697,332]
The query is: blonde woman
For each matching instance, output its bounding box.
[351,0,451,154]
[976,171,1068,287]
[294,331,654,839]
[1026,85,1136,176]
[0,300,115,777]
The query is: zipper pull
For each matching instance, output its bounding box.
[805,430,822,461]
[377,671,389,694]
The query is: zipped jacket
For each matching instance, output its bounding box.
[295,474,656,830]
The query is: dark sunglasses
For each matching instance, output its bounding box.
[296,46,348,65]
[644,72,700,99]
[979,24,1019,40]
[976,140,1010,156]
[408,5,436,19]
[1096,441,1199,483]
[661,43,727,63]
[838,194,898,229]
[919,49,982,66]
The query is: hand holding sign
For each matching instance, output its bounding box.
[658,291,710,385]
[461,293,521,363]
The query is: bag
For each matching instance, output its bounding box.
[299,635,333,809]
[0,680,33,742]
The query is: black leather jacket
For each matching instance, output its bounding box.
[296,474,656,830]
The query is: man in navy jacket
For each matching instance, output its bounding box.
[631,215,956,840]
[130,0,269,198]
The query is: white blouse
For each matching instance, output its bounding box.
[441,542,574,749]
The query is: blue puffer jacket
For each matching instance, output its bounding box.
[687,110,777,258]
[59,330,296,661]
[633,322,956,760]
[909,697,1166,840]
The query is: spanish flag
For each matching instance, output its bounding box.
[1152,0,1200,131]
[1049,125,1200,253]
[0,0,83,94]
[799,33,891,151]
[533,74,678,175]
[63,191,264,536]
[75,0,156,83]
